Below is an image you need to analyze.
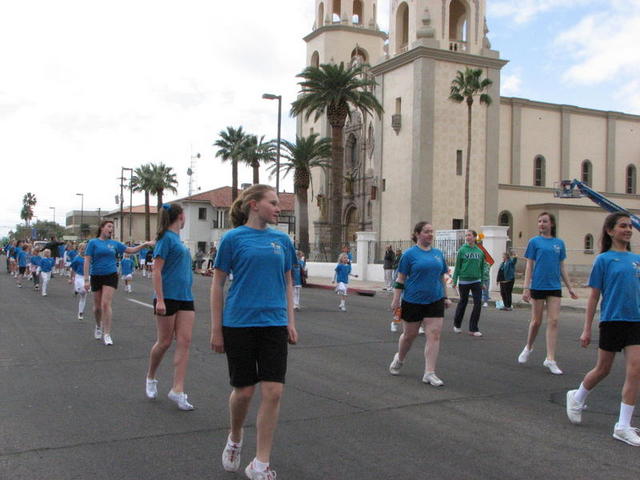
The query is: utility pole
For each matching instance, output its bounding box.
[118,173,125,242]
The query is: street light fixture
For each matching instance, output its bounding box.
[262,93,282,193]
[76,193,84,240]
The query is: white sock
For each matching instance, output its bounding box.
[574,383,590,404]
[227,434,242,448]
[252,458,269,472]
[618,402,635,428]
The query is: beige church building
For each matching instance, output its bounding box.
[297,0,640,267]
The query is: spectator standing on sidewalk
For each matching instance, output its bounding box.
[498,252,517,310]
[383,245,395,291]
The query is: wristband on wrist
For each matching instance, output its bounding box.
[393,281,404,290]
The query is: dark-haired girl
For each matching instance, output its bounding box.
[389,221,452,386]
[211,184,297,480]
[84,220,153,345]
[566,213,640,446]
[518,212,577,374]
[145,203,195,411]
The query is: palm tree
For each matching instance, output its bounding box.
[449,67,493,228]
[269,134,331,256]
[21,192,37,226]
[131,164,154,240]
[149,163,178,211]
[240,134,275,185]
[291,62,383,257]
[214,126,247,201]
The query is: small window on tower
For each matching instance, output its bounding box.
[395,97,402,114]
[456,150,463,176]
[198,208,207,220]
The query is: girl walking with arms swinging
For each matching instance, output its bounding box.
[211,185,297,480]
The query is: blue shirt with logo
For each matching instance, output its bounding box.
[85,238,127,275]
[398,245,449,304]
[40,257,55,273]
[17,249,28,267]
[215,226,296,328]
[524,236,567,290]
[121,258,134,276]
[70,256,84,275]
[588,250,640,322]
[335,263,351,284]
[153,231,193,301]
[30,255,41,267]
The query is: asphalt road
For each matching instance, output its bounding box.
[1,272,638,480]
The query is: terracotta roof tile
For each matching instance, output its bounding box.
[177,186,294,211]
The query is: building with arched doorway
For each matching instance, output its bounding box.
[298,0,640,267]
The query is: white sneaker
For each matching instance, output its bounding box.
[94,326,103,340]
[453,326,462,333]
[418,326,425,335]
[543,359,563,375]
[390,322,400,333]
[389,353,403,375]
[422,372,444,387]
[566,390,585,424]
[145,378,158,400]
[168,390,194,411]
[222,436,242,472]
[245,460,277,480]
[518,346,532,364]
[103,334,113,346]
[339,305,346,311]
[482,302,489,307]
[613,424,640,446]
[77,312,83,321]
[469,331,483,337]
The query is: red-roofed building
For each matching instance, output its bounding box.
[175,186,296,254]
[104,205,159,243]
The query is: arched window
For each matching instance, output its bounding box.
[353,0,363,24]
[581,160,592,186]
[332,0,341,22]
[626,164,637,194]
[534,155,545,187]
[584,234,594,254]
[351,46,368,66]
[498,210,513,248]
[311,51,320,68]
[449,0,468,41]
[318,2,324,27]
[346,134,358,171]
[395,2,409,53]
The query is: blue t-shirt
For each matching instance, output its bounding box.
[57,245,65,258]
[292,262,302,286]
[30,255,41,267]
[66,249,77,262]
[17,250,28,267]
[14,246,22,260]
[524,236,567,290]
[140,248,148,261]
[153,231,193,301]
[588,250,640,322]
[40,258,55,273]
[85,238,127,275]
[120,258,134,276]
[215,226,296,327]
[335,263,351,284]
[398,245,449,304]
[500,257,517,282]
[70,256,84,275]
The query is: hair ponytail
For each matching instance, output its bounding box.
[230,184,275,228]
[156,203,183,240]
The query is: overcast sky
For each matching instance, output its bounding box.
[2,0,639,237]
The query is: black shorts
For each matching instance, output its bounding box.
[18,266,26,275]
[90,272,119,292]
[401,299,445,322]
[530,289,562,300]
[153,298,195,316]
[599,321,640,352]
[223,326,288,387]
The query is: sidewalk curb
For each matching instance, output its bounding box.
[305,282,376,297]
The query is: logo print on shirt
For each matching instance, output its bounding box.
[553,244,561,254]
[271,242,282,255]
[633,261,640,279]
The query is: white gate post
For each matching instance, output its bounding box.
[480,225,509,292]
[355,231,376,281]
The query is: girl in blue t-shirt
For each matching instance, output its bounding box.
[518,212,578,375]
[84,220,154,346]
[70,243,87,320]
[389,221,452,387]
[292,250,304,310]
[212,185,297,479]
[30,247,41,290]
[16,241,28,288]
[39,249,55,296]
[145,203,195,411]
[120,254,134,293]
[332,253,358,311]
[566,213,640,446]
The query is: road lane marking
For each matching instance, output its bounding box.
[128,299,153,309]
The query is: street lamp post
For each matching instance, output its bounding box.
[49,206,55,224]
[122,167,133,242]
[262,93,282,193]
[76,193,84,240]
